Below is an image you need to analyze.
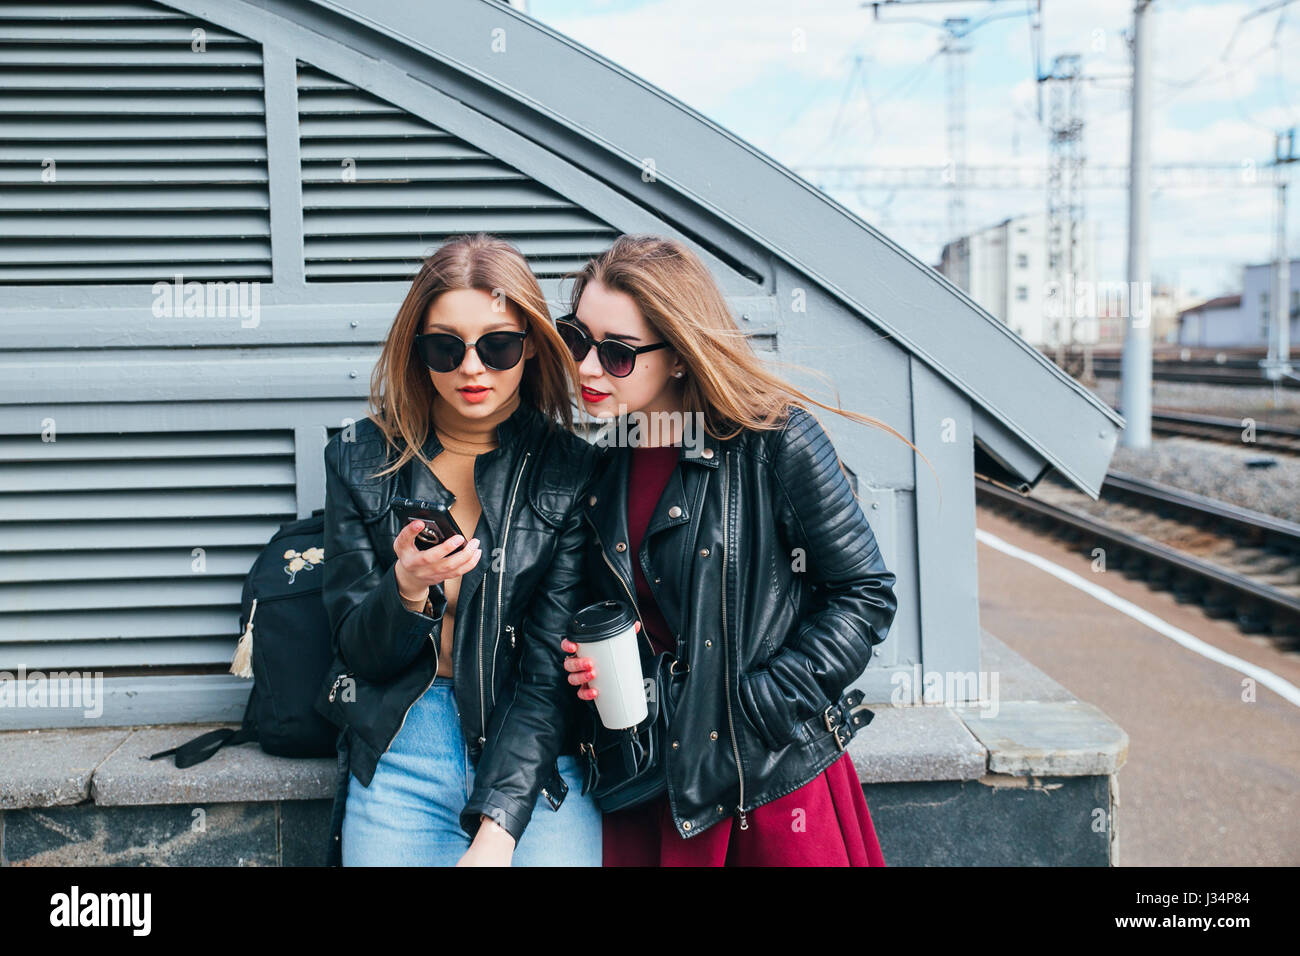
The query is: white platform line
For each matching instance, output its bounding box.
[975,527,1300,709]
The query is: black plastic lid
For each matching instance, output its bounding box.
[568,600,635,643]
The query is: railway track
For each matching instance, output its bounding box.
[1082,358,1300,389]
[976,470,1300,644]
[1145,409,1300,456]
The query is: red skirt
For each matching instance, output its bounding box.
[601,752,886,866]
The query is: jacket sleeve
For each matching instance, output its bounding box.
[321,433,447,684]
[737,406,898,753]
[459,444,597,845]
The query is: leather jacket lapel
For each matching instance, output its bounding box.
[585,444,634,590]
[583,435,722,644]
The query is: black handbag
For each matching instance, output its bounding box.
[577,650,687,812]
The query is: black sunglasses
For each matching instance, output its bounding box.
[555,314,669,378]
[414,329,529,373]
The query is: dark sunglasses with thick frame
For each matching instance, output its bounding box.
[413,328,529,373]
[554,313,669,378]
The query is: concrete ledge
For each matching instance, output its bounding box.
[0,724,333,810]
[847,704,987,782]
[0,629,1128,866]
[92,725,336,807]
[847,628,1127,781]
[0,627,1126,812]
[953,700,1130,776]
[0,728,132,809]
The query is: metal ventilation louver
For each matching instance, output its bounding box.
[0,1,271,284]
[297,62,620,282]
[0,428,298,673]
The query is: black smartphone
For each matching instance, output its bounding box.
[390,496,467,552]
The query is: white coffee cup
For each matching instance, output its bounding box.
[569,600,648,730]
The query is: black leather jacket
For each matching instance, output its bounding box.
[578,405,898,838]
[314,399,600,864]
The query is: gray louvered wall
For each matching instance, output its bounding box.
[0,430,295,670]
[0,0,778,729]
[0,2,271,284]
[298,63,620,282]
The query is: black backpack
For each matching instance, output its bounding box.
[150,509,338,768]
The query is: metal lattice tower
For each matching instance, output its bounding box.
[1045,53,1084,362]
[943,19,971,247]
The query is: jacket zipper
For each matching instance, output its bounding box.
[476,578,487,744]
[487,451,530,714]
[327,671,350,704]
[383,618,442,754]
[720,449,748,830]
[388,451,530,755]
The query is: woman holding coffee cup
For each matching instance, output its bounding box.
[558,234,919,866]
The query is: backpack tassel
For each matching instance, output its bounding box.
[230,597,257,678]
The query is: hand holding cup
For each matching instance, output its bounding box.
[560,620,642,702]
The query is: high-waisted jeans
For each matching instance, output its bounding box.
[341,676,602,866]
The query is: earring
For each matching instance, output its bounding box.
[673,370,684,378]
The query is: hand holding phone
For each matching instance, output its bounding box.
[389,496,482,598]
[390,496,467,552]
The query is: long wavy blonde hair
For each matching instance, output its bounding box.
[363,233,580,479]
[565,234,935,495]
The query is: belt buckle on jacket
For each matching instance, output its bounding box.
[823,689,874,751]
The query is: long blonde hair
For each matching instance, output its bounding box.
[363,233,580,479]
[565,234,936,496]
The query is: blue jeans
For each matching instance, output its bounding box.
[341,676,601,866]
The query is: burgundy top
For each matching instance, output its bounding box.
[604,443,887,866]
[626,444,680,656]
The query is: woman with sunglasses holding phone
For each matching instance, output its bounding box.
[556,235,919,866]
[316,233,602,866]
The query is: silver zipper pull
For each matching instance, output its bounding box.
[737,807,749,830]
[328,674,346,703]
[507,624,516,649]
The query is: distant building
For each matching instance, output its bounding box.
[1242,258,1300,346]
[937,212,1098,347]
[1176,257,1300,348]
[1176,295,1245,347]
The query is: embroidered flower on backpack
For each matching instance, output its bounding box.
[282,546,325,584]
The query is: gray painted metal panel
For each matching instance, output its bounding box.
[264,43,306,287]
[773,272,916,491]
[5,638,241,670]
[910,355,982,689]
[972,404,1056,490]
[294,62,620,282]
[0,4,272,285]
[0,675,250,731]
[293,423,326,519]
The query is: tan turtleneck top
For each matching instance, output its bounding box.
[397,388,521,677]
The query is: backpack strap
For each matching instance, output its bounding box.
[147,724,258,769]
[148,687,258,768]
